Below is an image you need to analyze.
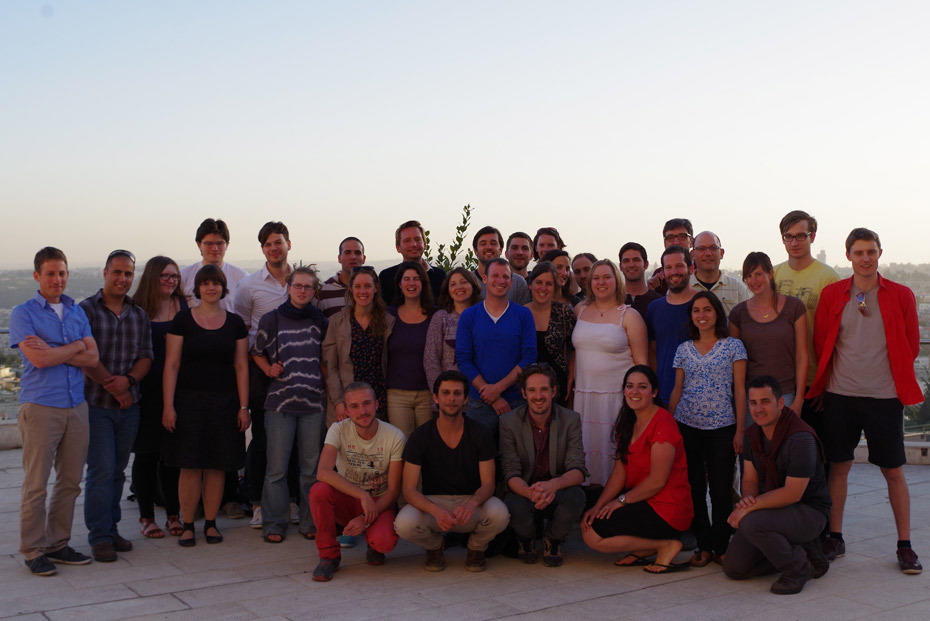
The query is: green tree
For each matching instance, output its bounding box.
[424,204,478,271]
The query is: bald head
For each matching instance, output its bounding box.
[692,231,724,277]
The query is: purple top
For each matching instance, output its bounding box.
[386,308,431,391]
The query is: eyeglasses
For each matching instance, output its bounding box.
[855,292,868,316]
[693,245,721,254]
[782,232,812,243]
[159,273,180,283]
[664,233,692,243]
[290,283,315,292]
[107,249,136,264]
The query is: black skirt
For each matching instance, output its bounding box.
[162,389,246,471]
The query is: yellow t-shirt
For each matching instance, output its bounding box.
[774,259,840,385]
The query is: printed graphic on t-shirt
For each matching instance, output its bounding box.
[342,443,389,496]
[778,281,819,313]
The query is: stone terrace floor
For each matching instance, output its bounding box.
[0,448,928,621]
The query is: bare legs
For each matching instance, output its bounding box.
[178,468,226,542]
[582,528,683,572]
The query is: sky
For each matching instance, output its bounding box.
[1,1,928,271]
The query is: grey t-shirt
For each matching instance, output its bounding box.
[827,284,896,399]
[323,419,406,497]
[743,431,831,517]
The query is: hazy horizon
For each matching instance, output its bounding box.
[2,2,928,271]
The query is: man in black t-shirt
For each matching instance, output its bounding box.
[394,370,510,572]
[723,376,831,595]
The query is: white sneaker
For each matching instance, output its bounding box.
[249,506,263,529]
[290,502,300,525]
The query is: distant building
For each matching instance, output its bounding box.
[817,249,827,264]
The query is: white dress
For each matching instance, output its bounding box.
[572,306,634,486]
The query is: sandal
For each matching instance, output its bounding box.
[179,522,196,547]
[644,561,690,574]
[690,550,714,567]
[264,533,284,544]
[615,553,654,567]
[301,531,317,541]
[165,516,183,537]
[204,519,223,544]
[140,518,165,539]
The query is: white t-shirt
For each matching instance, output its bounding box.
[49,302,64,320]
[323,419,405,497]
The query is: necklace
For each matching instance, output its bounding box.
[751,297,775,319]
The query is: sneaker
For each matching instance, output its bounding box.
[897,546,923,575]
[25,555,57,577]
[424,547,446,572]
[770,563,812,595]
[465,548,487,572]
[92,541,118,563]
[249,506,263,529]
[289,502,300,525]
[516,538,538,564]
[542,538,563,567]
[366,546,386,566]
[337,534,357,548]
[312,557,341,582]
[112,533,133,552]
[46,546,92,565]
[822,536,845,561]
[802,540,829,579]
[222,502,247,519]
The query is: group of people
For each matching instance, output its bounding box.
[10,211,923,595]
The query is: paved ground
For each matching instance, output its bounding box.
[0,448,928,621]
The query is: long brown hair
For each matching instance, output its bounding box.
[132,256,184,320]
[436,267,481,312]
[346,267,388,337]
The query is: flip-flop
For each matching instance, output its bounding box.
[615,553,654,567]
[165,516,184,537]
[264,533,284,544]
[644,561,690,574]
[140,518,165,539]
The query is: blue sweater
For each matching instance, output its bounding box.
[455,302,537,402]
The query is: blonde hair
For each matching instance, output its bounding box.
[585,259,626,305]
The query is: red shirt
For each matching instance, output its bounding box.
[624,408,693,531]
[808,274,922,405]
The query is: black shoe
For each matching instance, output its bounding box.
[770,563,812,595]
[178,522,196,547]
[822,537,845,561]
[312,557,340,582]
[516,538,538,564]
[92,541,118,563]
[366,546,386,566]
[46,546,92,565]
[802,540,829,578]
[898,547,923,575]
[25,555,57,577]
[542,538,563,567]
[204,519,223,544]
[112,533,133,552]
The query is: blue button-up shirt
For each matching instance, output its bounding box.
[10,291,93,408]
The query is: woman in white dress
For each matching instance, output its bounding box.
[572,259,648,486]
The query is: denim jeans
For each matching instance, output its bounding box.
[261,409,323,536]
[466,397,524,445]
[85,404,140,546]
[504,486,586,541]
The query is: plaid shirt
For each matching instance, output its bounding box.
[79,290,153,409]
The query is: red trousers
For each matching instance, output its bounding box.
[309,481,398,560]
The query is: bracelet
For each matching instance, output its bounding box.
[239,407,250,413]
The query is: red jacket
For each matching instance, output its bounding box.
[807,274,923,405]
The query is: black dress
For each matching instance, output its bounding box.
[162,309,248,471]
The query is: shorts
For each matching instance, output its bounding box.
[822,392,905,468]
[591,501,681,541]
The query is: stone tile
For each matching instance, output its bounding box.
[0,584,137,617]
[125,569,248,597]
[173,576,305,608]
[130,601,258,620]
[44,594,187,621]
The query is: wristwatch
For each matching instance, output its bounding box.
[125,374,136,388]
[618,494,627,506]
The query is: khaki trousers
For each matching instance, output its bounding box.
[394,495,510,552]
[18,402,89,559]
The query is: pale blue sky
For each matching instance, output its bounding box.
[1,1,927,270]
